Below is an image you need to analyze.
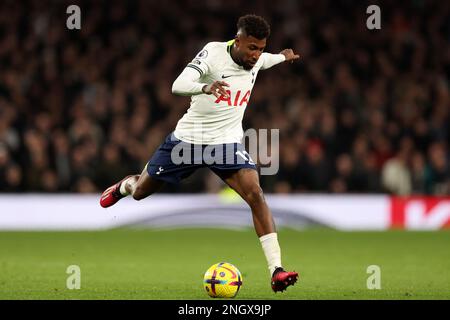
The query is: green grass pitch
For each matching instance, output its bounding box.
[0,228,449,299]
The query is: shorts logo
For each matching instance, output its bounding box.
[236,150,255,165]
[156,166,164,175]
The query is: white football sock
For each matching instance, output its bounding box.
[119,177,131,196]
[259,232,282,276]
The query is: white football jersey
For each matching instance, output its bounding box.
[173,40,284,145]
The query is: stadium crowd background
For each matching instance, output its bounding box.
[0,0,448,195]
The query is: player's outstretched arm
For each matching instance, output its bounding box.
[279,49,300,63]
[171,67,206,96]
[172,69,230,99]
[261,49,300,70]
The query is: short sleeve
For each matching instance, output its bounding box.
[186,43,214,77]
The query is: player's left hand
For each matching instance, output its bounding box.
[280,49,300,63]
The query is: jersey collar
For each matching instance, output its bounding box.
[226,39,244,69]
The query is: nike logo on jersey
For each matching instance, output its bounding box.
[221,75,232,79]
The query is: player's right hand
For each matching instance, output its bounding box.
[202,81,230,99]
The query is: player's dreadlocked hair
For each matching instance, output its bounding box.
[237,14,271,40]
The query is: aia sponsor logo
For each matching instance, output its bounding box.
[390,197,450,230]
[215,90,251,107]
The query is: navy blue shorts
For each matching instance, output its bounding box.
[147,132,257,184]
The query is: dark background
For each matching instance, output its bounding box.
[0,0,448,194]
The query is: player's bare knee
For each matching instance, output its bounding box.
[132,193,145,201]
[132,187,146,201]
[244,186,265,207]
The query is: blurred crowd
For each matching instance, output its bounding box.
[0,0,449,194]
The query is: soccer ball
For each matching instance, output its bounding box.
[203,262,243,298]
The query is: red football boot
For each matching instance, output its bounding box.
[271,267,299,292]
[100,176,132,208]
